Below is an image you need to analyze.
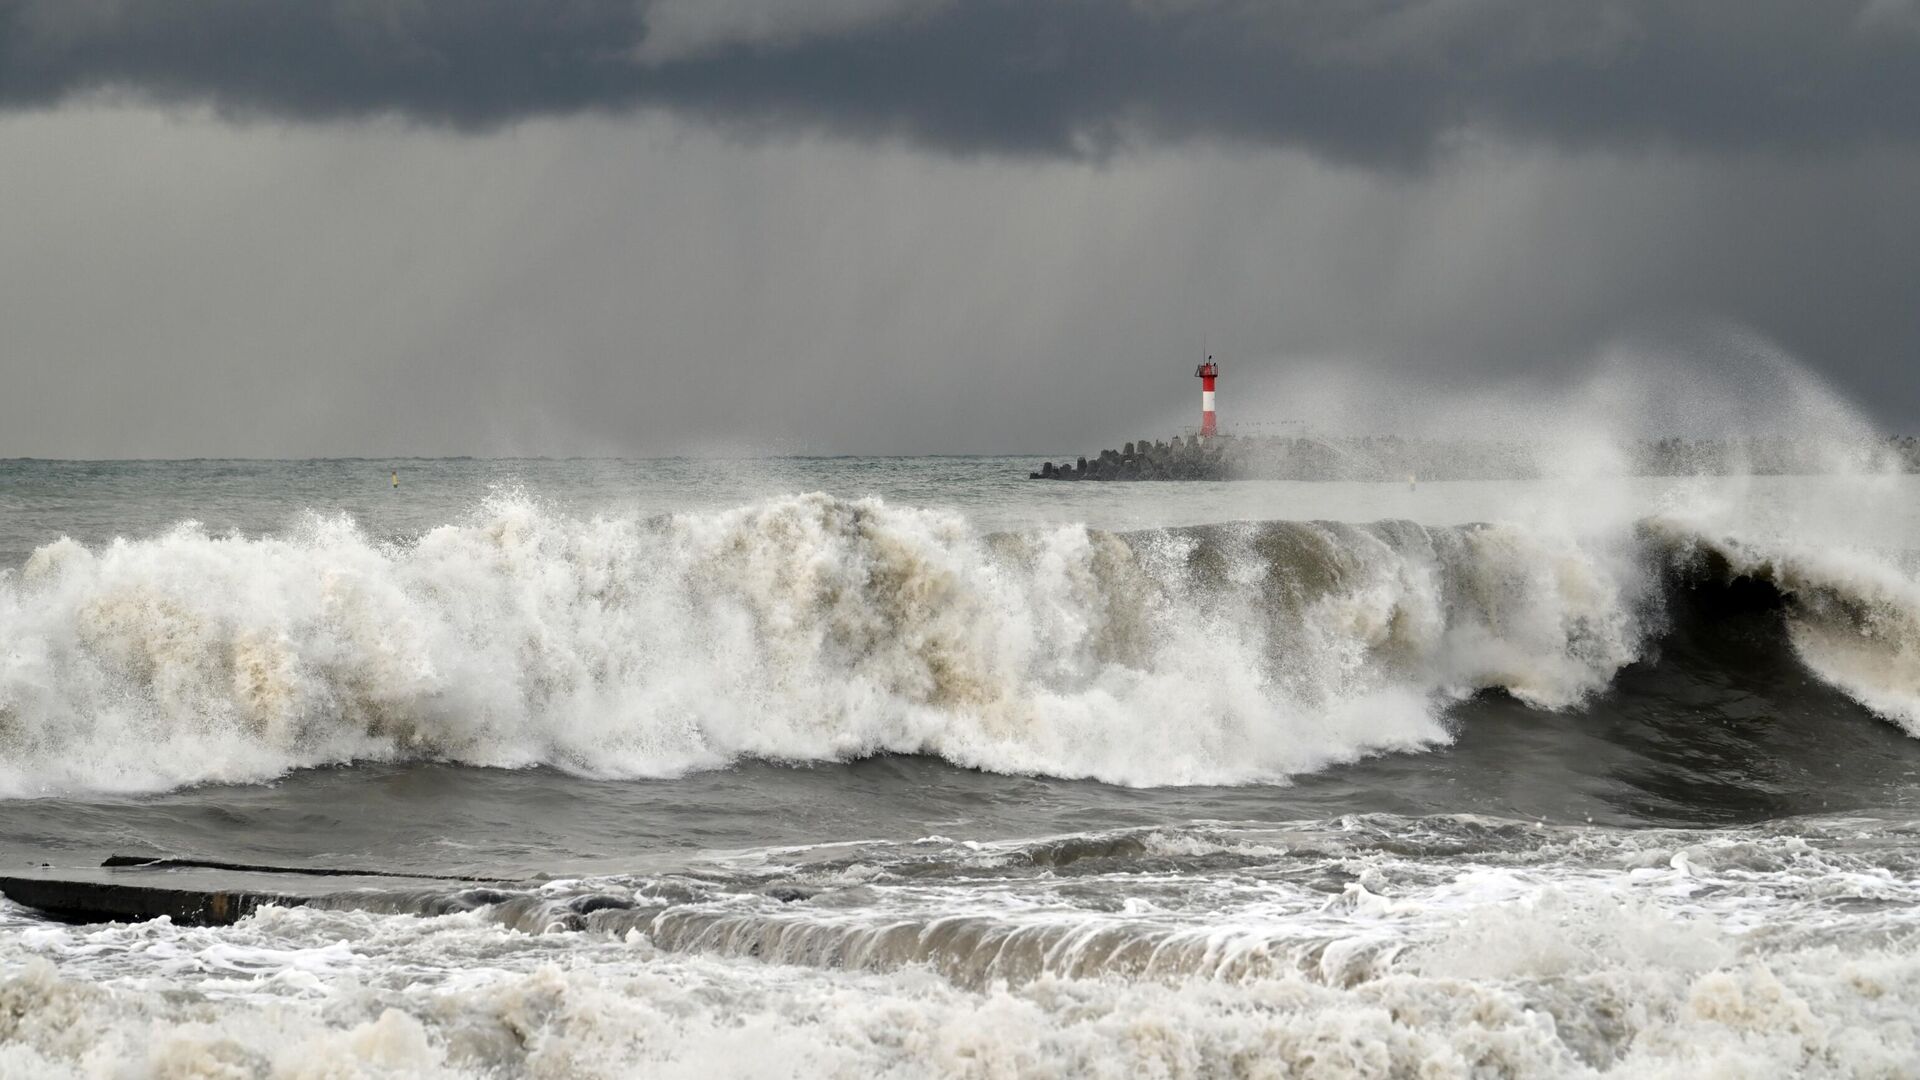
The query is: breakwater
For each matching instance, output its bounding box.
[1032,434,1920,481]
[1030,436,1229,480]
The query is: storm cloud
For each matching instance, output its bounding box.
[3,3,1919,458]
[3,0,1919,164]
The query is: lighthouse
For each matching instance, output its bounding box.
[1195,358,1219,438]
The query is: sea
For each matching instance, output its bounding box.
[3,455,1920,1077]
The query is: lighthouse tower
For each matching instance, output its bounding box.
[1195,358,1219,438]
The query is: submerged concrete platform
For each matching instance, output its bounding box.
[0,857,502,927]
[0,867,306,925]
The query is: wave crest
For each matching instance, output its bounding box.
[2,492,1905,796]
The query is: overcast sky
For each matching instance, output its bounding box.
[2,0,1917,457]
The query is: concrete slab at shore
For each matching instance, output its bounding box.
[0,858,501,927]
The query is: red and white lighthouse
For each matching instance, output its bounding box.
[1195,358,1219,437]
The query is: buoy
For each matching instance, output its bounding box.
[392,471,399,489]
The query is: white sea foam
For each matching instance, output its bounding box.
[0,490,1687,795]
[4,820,1919,1078]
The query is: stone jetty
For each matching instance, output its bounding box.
[1030,436,1229,481]
[1032,433,1920,481]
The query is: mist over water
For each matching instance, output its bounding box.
[5,355,1920,1077]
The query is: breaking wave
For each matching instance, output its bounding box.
[0,492,1914,795]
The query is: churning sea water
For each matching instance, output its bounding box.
[3,455,1920,1077]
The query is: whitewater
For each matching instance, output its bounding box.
[0,491,1654,793]
[5,454,1920,1078]
[5,481,1919,796]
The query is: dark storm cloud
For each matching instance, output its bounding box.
[3,0,1918,163]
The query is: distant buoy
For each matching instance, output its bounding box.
[392,471,399,489]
